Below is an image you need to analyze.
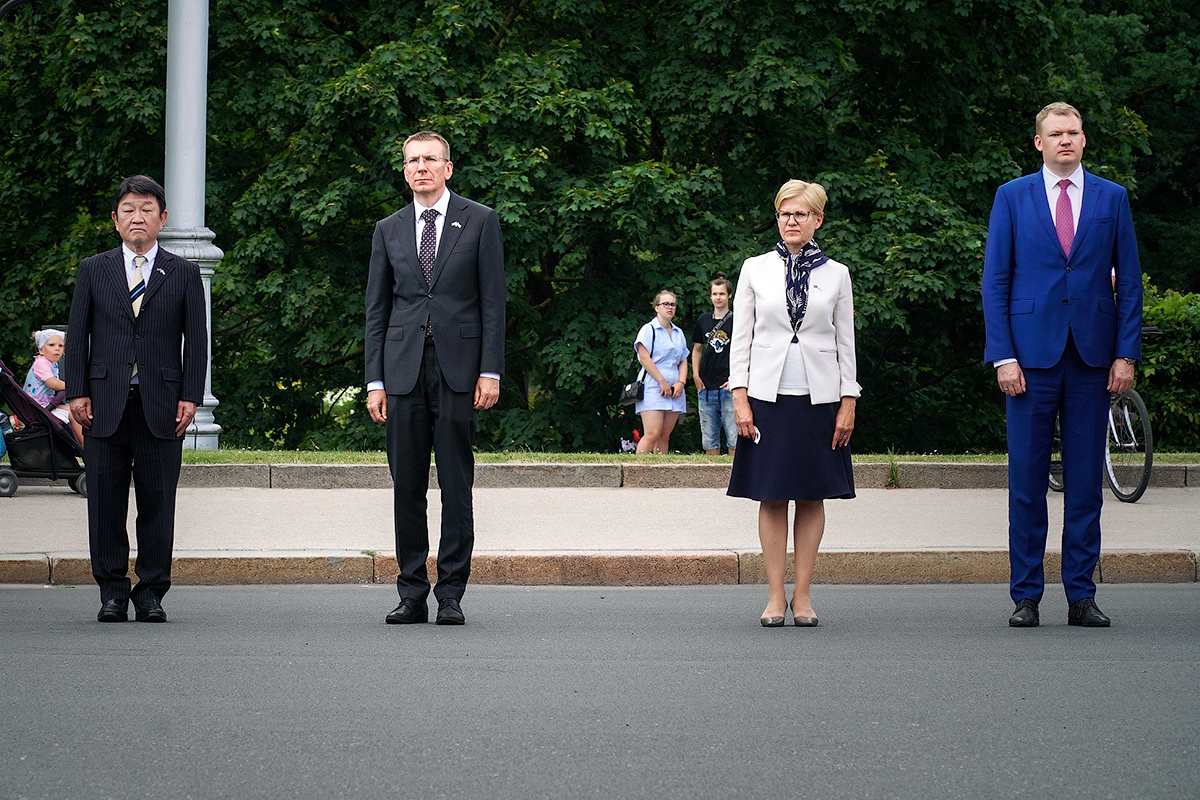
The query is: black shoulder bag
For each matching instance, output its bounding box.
[618,327,655,406]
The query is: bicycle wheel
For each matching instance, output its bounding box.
[1105,390,1153,503]
[1048,413,1064,492]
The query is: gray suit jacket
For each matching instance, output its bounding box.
[65,246,208,439]
[364,191,506,394]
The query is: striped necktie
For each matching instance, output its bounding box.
[130,255,146,377]
[130,255,147,316]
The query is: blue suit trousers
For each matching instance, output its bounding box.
[1007,336,1109,604]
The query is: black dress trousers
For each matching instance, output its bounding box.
[86,387,184,604]
[386,340,478,603]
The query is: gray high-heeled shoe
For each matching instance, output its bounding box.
[790,597,818,627]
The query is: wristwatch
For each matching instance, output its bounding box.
[1122,358,1138,365]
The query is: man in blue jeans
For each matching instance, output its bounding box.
[691,274,737,454]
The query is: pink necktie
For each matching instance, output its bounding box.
[1055,179,1074,258]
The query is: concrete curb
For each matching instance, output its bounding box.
[164,462,1199,490]
[4,549,1194,587]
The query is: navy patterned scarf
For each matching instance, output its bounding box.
[776,239,828,341]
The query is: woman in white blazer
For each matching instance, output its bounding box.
[727,180,861,628]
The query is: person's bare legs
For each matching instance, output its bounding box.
[759,500,789,618]
[636,410,664,453]
[636,410,679,454]
[655,411,679,453]
[791,500,826,618]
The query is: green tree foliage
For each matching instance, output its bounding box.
[1,0,1192,452]
[1073,0,1200,293]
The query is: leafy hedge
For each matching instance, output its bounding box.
[1139,279,1200,451]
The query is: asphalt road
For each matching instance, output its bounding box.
[1,583,1197,800]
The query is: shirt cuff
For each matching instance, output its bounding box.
[992,358,1018,368]
[480,372,500,382]
[366,381,385,392]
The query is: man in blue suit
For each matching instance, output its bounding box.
[983,102,1143,628]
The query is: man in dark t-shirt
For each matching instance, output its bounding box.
[691,275,736,454]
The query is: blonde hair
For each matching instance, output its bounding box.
[1036,102,1083,135]
[774,180,827,214]
[403,130,451,161]
[652,289,677,308]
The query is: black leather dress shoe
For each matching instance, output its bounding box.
[436,597,465,625]
[386,598,428,624]
[1008,598,1039,627]
[133,596,167,623]
[1068,597,1111,627]
[97,599,128,623]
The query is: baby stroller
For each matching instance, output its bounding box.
[0,358,86,497]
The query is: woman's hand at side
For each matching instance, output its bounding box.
[668,358,687,398]
[832,397,856,450]
[637,343,672,398]
[733,388,754,439]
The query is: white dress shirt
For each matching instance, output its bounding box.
[414,189,451,260]
[122,242,159,289]
[1042,163,1084,233]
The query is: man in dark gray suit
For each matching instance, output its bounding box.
[66,175,207,623]
[364,131,506,626]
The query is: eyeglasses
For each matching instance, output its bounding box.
[775,210,819,223]
[657,302,677,308]
[404,155,446,168]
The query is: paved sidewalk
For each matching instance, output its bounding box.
[2,466,1196,585]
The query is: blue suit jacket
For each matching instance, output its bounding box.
[982,169,1142,369]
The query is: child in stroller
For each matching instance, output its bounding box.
[0,357,86,497]
[23,329,84,445]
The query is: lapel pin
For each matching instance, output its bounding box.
[450,221,462,228]
[156,268,166,275]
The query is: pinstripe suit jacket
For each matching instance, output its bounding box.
[65,245,207,439]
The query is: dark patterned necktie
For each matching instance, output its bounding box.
[420,208,438,285]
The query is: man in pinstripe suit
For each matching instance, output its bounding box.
[66,175,208,623]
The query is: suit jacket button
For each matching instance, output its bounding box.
[1062,299,1069,305]
[1066,267,1073,272]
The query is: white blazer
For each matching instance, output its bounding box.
[727,250,861,405]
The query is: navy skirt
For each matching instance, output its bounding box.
[726,394,855,502]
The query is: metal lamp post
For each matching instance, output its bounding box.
[158,0,221,448]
